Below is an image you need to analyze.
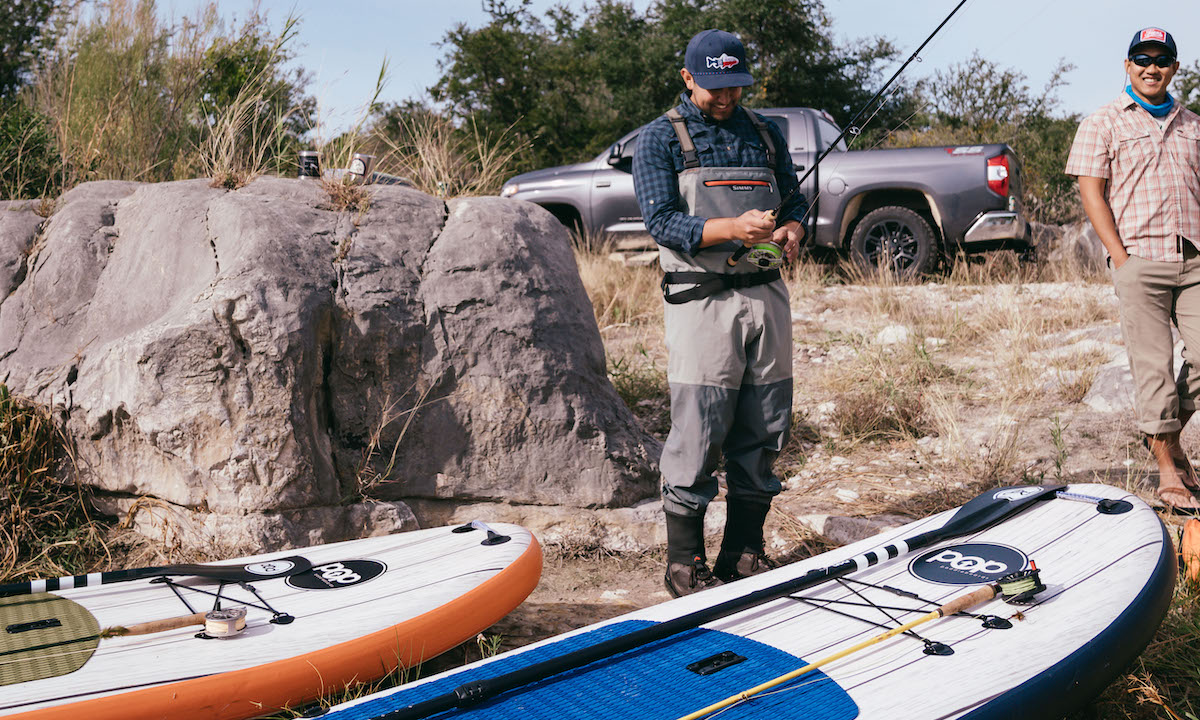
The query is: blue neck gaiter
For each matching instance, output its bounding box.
[1127,85,1175,117]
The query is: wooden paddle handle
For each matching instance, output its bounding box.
[938,584,998,617]
[107,612,206,637]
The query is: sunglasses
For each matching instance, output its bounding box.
[1130,54,1176,68]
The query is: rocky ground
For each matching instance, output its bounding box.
[440,256,1192,716]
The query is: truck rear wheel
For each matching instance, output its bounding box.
[849,206,937,278]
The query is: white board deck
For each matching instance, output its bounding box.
[326,484,1172,720]
[1,522,541,719]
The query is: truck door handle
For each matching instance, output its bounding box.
[595,180,611,188]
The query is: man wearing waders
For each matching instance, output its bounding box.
[633,29,807,597]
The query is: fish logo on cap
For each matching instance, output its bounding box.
[706,53,740,70]
[1141,28,1167,43]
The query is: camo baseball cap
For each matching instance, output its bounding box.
[1128,27,1177,58]
[685,29,754,89]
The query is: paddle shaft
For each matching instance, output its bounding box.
[676,584,1000,720]
[0,556,313,598]
[101,612,208,638]
[372,485,1064,720]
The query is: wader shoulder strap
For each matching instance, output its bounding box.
[744,111,776,171]
[665,108,701,169]
[661,269,781,304]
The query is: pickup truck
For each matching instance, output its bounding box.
[499,107,1034,276]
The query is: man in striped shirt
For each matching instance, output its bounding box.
[1065,27,1200,512]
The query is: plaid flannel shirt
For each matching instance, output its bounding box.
[1065,94,1200,261]
[633,93,807,255]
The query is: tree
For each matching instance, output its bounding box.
[1175,60,1200,115]
[0,0,59,100]
[431,0,908,170]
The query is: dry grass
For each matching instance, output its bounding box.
[818,336,955,443]
[574,244,663,330]
[0,384,110,581]
[321,177,372,215]
[351,384,443,501]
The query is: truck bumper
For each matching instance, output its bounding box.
[963,210,1032,247]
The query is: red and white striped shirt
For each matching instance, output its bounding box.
[1065,94,1200,261]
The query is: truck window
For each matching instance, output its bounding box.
[815,117,847,152]
[763,115,789,146]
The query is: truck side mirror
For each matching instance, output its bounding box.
[607,143,624,166]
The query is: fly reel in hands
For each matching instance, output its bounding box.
[743,241,784,270]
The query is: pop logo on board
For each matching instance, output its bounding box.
[287,560,387,590]
[909,543,1028,585]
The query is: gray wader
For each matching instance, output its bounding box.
[658,108,793,519]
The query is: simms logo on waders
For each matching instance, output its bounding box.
[909,543,1029,585]
[287,559,386,590]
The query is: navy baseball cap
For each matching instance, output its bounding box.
[685,29,754,89]
[1129,27,1177,57]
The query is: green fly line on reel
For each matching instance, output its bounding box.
[996,562,1046,605]
[743,241,784,269]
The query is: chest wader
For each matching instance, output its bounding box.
[657,107,793,592]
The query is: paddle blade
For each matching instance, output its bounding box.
[925,485,1065,542]
[162,556,313,581]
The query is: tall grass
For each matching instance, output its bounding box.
[200,14,303,189]
[373,112,529,198]
[28,0,215,189]
[14,0,312,197]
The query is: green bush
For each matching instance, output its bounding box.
[0,100,58,200]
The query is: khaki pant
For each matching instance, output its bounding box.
[1112,241,1200,435]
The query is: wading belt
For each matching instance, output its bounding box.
[661,269,780,304]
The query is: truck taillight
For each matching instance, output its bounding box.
[986,154,1010,197]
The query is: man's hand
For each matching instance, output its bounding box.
[774,220,804,263]
[732,209,775,244]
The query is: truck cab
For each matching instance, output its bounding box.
[500,107,1034,276]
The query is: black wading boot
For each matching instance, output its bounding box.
[664,511,724,598]
[713,500,779,583]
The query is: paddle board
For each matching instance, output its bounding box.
[325,483,1173,720]
[0,521,541,719]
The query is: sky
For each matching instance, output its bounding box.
[159,0,1200,133]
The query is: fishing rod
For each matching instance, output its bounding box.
[365,483,1066,720]
[729,0,972,269]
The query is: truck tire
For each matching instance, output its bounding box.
[849,206,938,278]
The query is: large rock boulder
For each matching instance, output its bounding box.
[0,178,660,551]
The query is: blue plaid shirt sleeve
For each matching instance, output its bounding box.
[633,118,706,255]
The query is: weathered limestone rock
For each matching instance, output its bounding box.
[1044,221,1107,275]
[0,200,43,301]
[0,178,660,551]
